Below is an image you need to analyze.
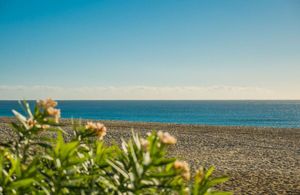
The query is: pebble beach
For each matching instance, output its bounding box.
[0,117,299,194]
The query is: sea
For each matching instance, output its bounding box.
[0,100,300,128]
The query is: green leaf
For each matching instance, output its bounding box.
[106,160,129,179]
[0,154,3,181]
[9,178,35,189]
[207,176,229,188]
[205,166,215,179]
[131,129,141,151]
[128,141,143,177]
[12,110,28,128]
[55,131,64,155]
[21,100,33,118]
[60,141,79,161]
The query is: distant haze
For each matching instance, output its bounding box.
[0,1,299,100]
[0,85,298,100]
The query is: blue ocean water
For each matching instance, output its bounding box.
[0,100,300,128]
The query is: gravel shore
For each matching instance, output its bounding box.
[0,117,299,194]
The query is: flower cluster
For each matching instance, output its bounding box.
[26,118,49,130]
[26,118,37,129]
[37,98,57,108]
[174,160,191,181]
[85,122,107,140]
[157,131,177,144]
[37,98,61,123]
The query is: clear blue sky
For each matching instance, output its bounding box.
[0,0,299,99]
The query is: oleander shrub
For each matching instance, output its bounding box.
[0,99,231,194]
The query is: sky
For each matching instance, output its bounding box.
[0,0,299,100]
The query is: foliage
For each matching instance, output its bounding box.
[0,99,231,194]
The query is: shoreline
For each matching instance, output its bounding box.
[2,116,299,129]
[64,117,300,129]
[0,117,299,194]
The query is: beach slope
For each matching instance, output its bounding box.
[0,118,299,194]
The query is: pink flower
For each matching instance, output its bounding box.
[26,118,37,129]
[157,131,177,145]
[36,124,50,130]
[85,122,107,140]
[37,98,58,108]
[174,160,190,181]
[46,107,61,123]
